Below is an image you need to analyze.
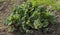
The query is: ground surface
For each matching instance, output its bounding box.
[0,0,60,35]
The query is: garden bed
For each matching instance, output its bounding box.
[0,0,60,35]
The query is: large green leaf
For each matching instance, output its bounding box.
[34,19,43,29]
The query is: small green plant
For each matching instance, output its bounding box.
[4,0,57,33]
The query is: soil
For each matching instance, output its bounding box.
[0,0,60,35]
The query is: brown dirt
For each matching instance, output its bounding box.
[0,0,60,35]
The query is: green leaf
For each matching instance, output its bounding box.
[43,20,49,27]
[4,18,11,26]
[8,27,15,32]
[34,19,43,29]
